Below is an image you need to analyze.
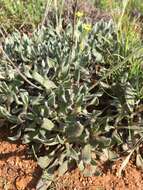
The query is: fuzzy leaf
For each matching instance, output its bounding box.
[78,160,85,171]
[58,160,68,176]
[36,179,51,190]
[41,118,54,131]
[67,148,79,161]
[136,153,143,170]
[82,144,91,164]
[66,121,84,138]
[32,71,57,90]
[118,151,133,177]
[8,128,22,141]
[102,149,118,161]
[20,91,29,107]
[38,156,51,169]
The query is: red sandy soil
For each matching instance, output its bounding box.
[0,127,41,190]
[56,160,143,190]
[0,126,143,190]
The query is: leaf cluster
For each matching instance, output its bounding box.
[0,20,143,187]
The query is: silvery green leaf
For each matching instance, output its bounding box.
[0,82,10,94]
[112,130,123,144]
[125,83,135,112]
[13,93,23,105]
[36,178,51,190]
[23,65,32,78]
[20,91,29,107]
[76,94,84,106]
[31,95,43,105]
[32,71,57,90]
[92,49,102,62]
[58,160,68,176]
[46,57,55,68]
[82,144,91,164]
[38,156,51,169]
[0,106,17,123]
[118,151,133,177]
[57,135,64,144]
[23,134,32,144]
[47,93,56,107]
[136,153,143,170]
[88,97,99,106]
[8,128,21,141]
[66,121,84,138]
[26,112,35,120]
[103,148,118,161]
[96,136,111,148]
[100,82,110,89]
[44,137,59,146]
[78,160,84,171]
[41,118,54,131]
[80,67,89,75]
[67,148,79,161]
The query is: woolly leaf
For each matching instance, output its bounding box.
[41,118,54,131]
[32,71,57,90]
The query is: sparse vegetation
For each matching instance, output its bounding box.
[0,0,46,32]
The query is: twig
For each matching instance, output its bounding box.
[71,0,78,44]
[1,48,42,90]
[41,0,52,27]
[67,0,78,65]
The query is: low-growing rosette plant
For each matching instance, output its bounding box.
[0,18,143,188]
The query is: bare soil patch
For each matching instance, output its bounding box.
[0,126,41,190]
[56,160,143,190]
[0,127,143,190]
